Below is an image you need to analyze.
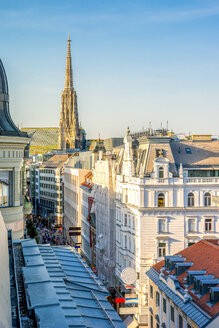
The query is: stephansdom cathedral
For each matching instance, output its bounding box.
[58,35,86,150]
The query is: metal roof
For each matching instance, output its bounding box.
[19,239,125,328]
[0,59,28,137]
[146,267,211,327]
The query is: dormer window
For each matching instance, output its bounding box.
[185,148,192,154]
[159,167,164,179]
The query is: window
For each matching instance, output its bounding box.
[163,298,166,313]
[158,243,166,258]
[188,219,196,232]
[156,291,160,306]
[150,315,153,328]
[150,285,153,299]
[159,167,164,178]
[188,193,194,207]
[0,171,10,207]
[124,235,127,249]
[205,218,213,232]
[187,324,192,328]
[124,214,127,226]
[171,306,175,322]
[179,315,183,328]
[185,147,192,154]
[158,193,165,207]
[158,219,166,233]
[204,192,211,206]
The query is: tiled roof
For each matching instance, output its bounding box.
[151,239,219,319]
[21,127,59,147]
[115,137,219,176]
[41,154,70,168]
[17,239,125,328]
[81,171,93,190]
[171,140,219,167]
[146,268,210,328]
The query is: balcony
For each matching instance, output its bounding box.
[184,177,219,184]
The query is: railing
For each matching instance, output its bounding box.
[184,177,219,184]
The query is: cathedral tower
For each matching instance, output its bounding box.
[58,35,85,150]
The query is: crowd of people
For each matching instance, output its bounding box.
[26,216,70,246]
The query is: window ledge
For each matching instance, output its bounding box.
[156,234,170,239]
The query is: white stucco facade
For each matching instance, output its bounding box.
[0,211,12,328]
[114,135,219,325]
[0,136,29,238]
[94,155,117,287]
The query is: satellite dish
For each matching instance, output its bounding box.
[120,267,137,285]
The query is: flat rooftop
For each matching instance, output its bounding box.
[14,239,125,328]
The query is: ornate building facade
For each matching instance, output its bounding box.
[58,35,85,150]
[0,59,30,238]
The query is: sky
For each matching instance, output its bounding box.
[1,0,219,138]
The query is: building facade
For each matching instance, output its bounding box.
[63,156,90,245]
[94,152,117,287]
[0,212,12,328]
[146,239,219,328]
[114,131,219,325]
[80,171,96,266]
[0,59,30,238]
[35,154,70,225]
[58,35,85,150]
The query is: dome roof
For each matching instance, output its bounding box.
[0,59,8,95]
[0,59,28,137]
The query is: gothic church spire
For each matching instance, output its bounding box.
[58,35,85,150]
[65,33,73,90]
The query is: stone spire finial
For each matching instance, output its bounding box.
[126,126,130,136]
[65,33,73,90]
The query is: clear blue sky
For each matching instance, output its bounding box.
[1,0,219,138]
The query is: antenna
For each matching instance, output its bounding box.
[167,120,168,131]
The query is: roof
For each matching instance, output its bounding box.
[146,267,210,328]
[0,59,28,138]
[16,239,125,328]
[115,136,219,177]
[21,127,59,146]
[81,171,93,190]
[147,239,219,325]
[41,154,70,169]
[171,140,219,167]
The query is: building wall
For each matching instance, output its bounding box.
[0,211,12,328]
[148,279,199,328]
[115,174,219,325]
[113,136,219,326]
[81,186,93,264]
[94,157,116,287]
[64,167,89,245]
[36,167,64,225]
[0,137,29,238]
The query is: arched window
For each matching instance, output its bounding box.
[204,192,211,206]
[66,141,70,149]
[158,193,165,207]
[159,167,164,179]
[188,192,194,207]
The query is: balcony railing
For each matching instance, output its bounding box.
[184,177,219,184]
